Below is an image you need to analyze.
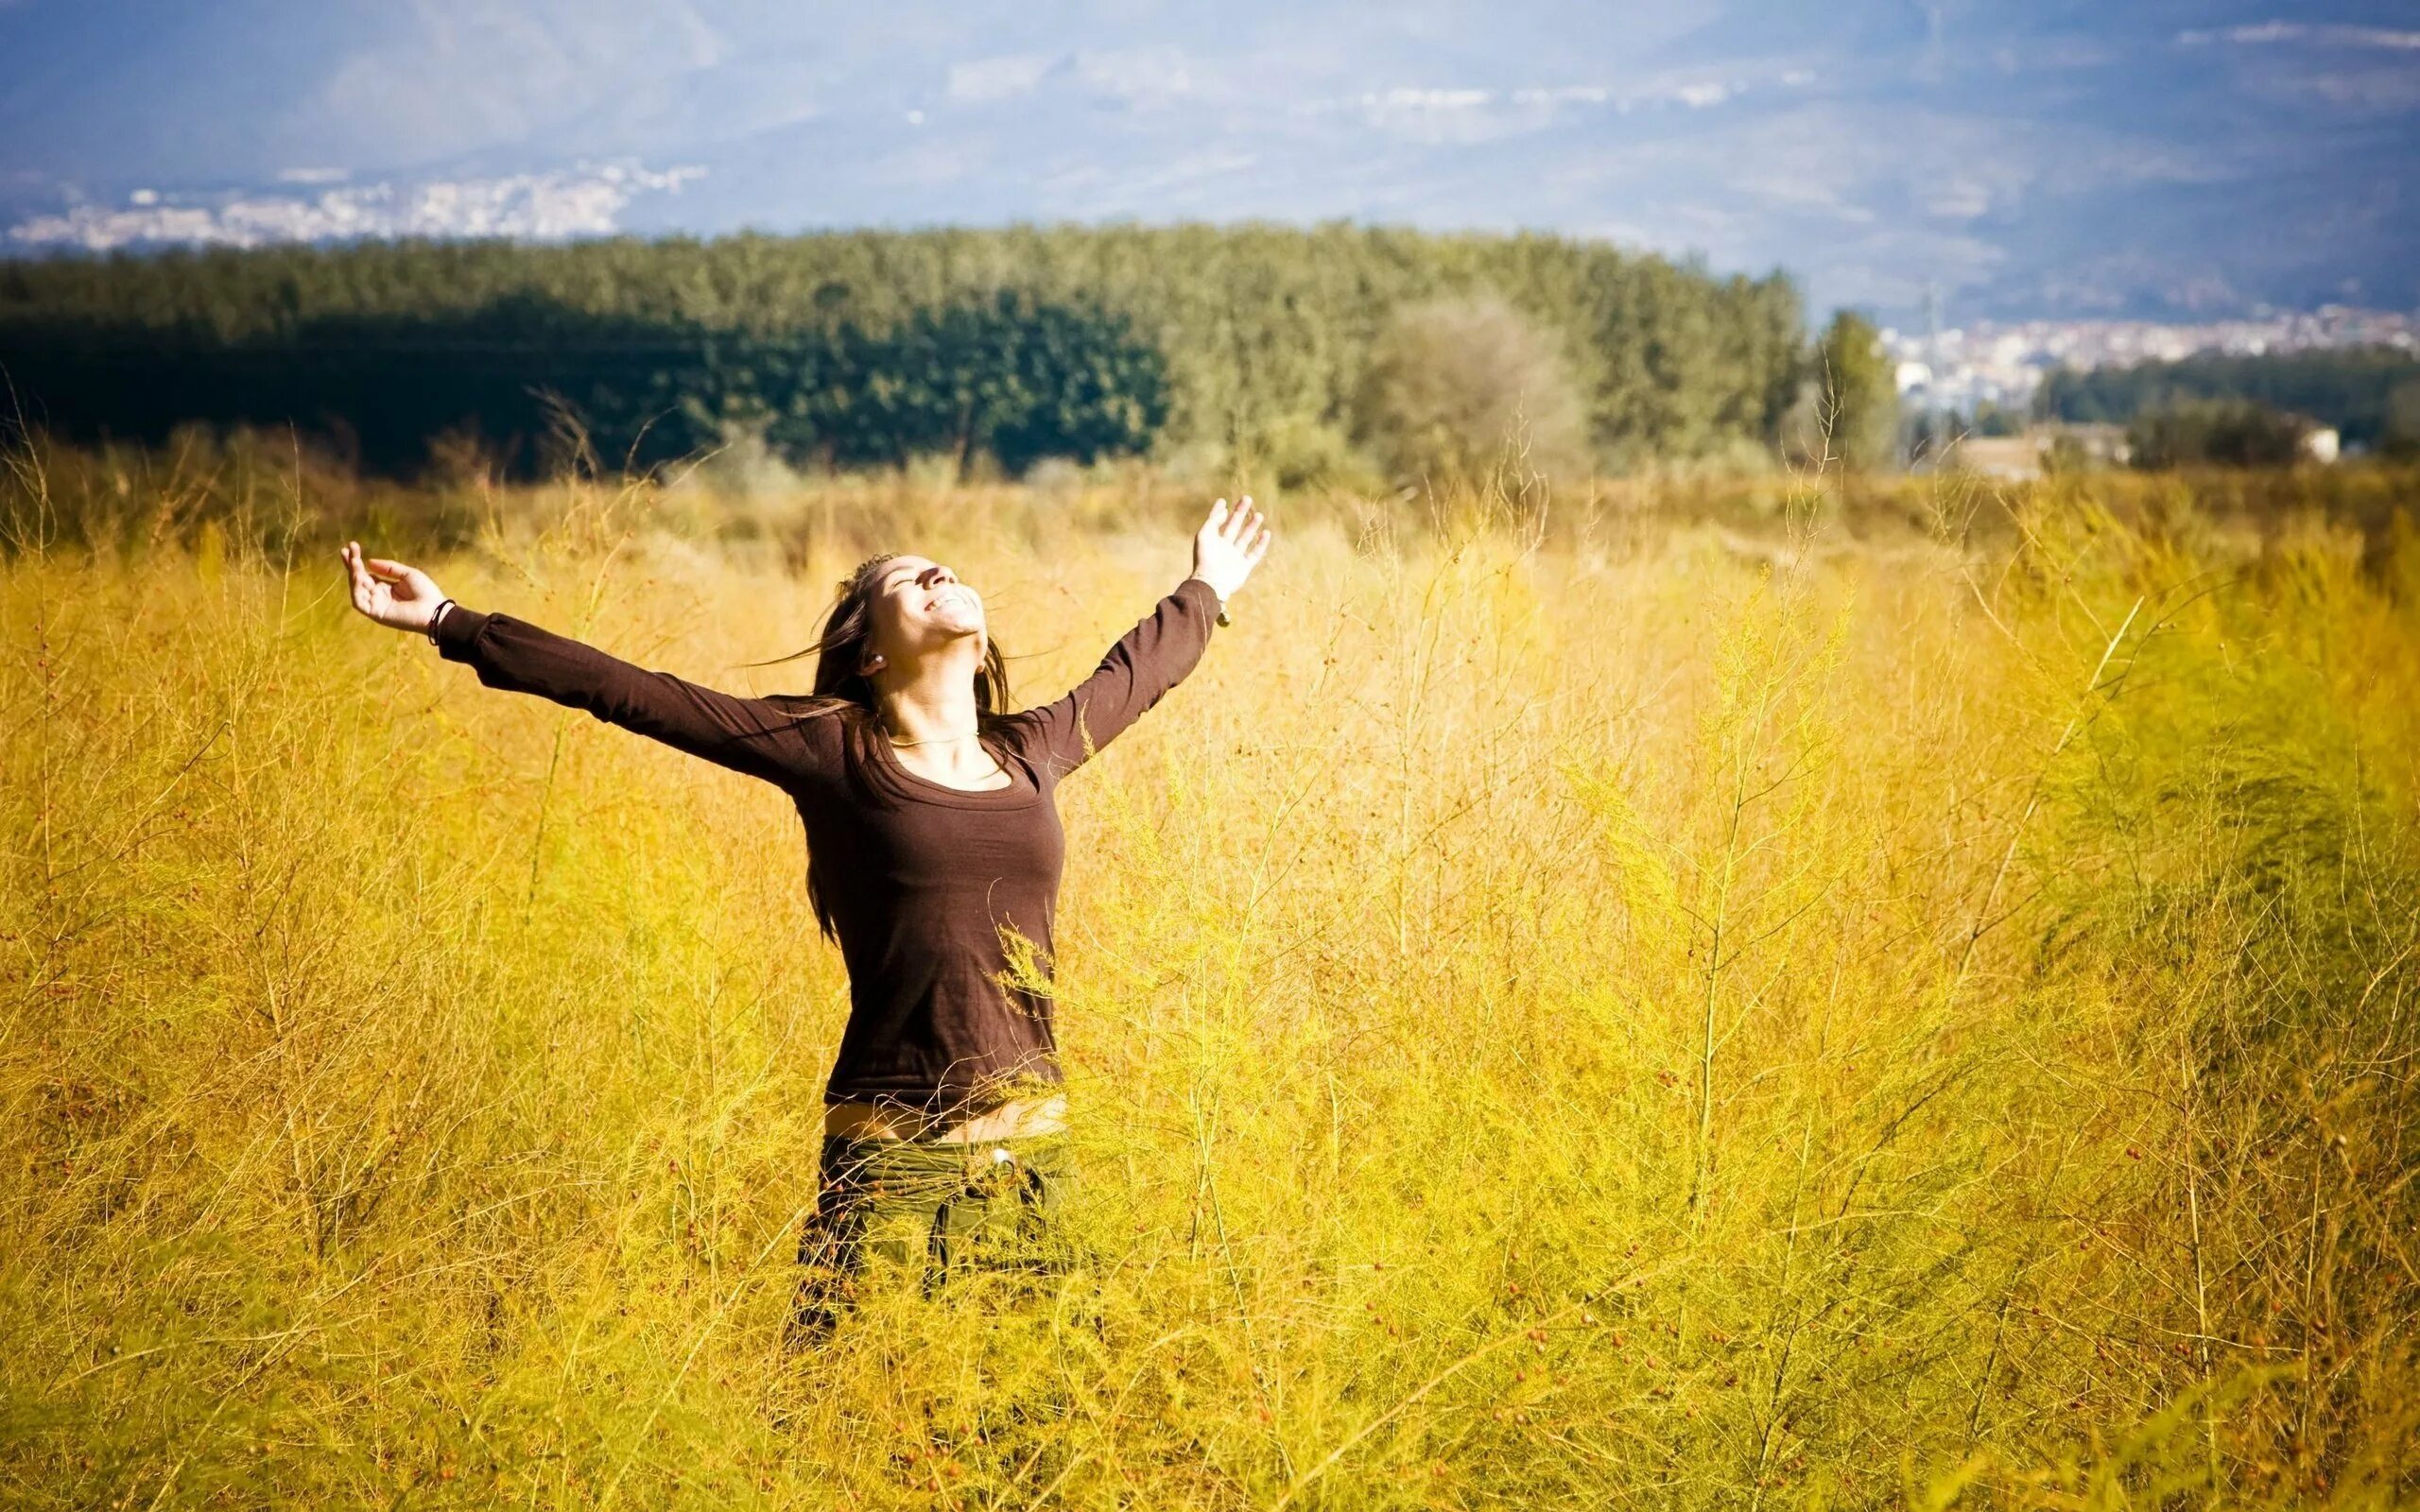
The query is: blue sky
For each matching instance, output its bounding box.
[2,0,2413,321]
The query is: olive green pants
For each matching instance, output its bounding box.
[788,1131,1076,1341]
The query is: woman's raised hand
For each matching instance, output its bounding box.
[341,541,450,633]
[1189,496,1272,606]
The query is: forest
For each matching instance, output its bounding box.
[0,224,1806,480]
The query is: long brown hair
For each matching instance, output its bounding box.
[754,552,1020,943]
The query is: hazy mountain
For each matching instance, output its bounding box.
[3,1,2412,324]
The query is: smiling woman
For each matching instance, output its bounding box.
[340,496,1272,1337]
[859,556,1016,790]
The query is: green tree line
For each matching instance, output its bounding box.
[0,223,1804,478]
[2038,345,2420,453]
[0,289,1168,477]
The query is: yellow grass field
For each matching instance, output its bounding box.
[4,458,2417,1508]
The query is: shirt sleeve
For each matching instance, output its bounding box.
[432,606,831,788]
[1010,576,1223,779]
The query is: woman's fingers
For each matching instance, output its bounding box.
[1219,500,1268,554]
[352,546,394,615]
[1197,496,1268,593]
[342,543,376,609]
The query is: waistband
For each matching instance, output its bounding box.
[823,1091,1068,1144]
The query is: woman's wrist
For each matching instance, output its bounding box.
[425,598,458,643]
[1184,575,1234,628]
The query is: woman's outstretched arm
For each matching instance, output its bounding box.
[1014,497,1271,778]
[341,543,826,788]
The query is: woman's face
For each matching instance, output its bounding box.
[861,555,985,674]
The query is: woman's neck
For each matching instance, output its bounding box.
[874,653,1009,790]
[874,646,986,751]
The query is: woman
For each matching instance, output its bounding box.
[340,498,1270,1333]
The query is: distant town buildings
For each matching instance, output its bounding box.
[1883,305,2420,415]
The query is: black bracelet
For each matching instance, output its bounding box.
[426,598,458,644]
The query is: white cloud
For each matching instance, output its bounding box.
[1924,177,1992,220]
[276,167,351,185]
[285,0,732,165]
[1510,85,1612,107]
[947,54,1056,104]
[2174,20,2420,115]
[1041,148,1258,210]
[1994,37,2113,72]
[1343,88,1522,145]
[2301,67,2420,110]
[869,138,992,189]
[2178,22,2420,51]
[8,162,705,251]
[1366,87,1494,111]
[1292,70,1775,144]
[1071,45,1196,106]
[939,45,1198,112]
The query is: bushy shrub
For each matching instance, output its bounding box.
[1240,415,1380,493]
[1352,292,1592,488]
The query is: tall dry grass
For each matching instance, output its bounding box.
[2,452,2416,1508]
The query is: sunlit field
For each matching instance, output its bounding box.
[4,455,2417,1508]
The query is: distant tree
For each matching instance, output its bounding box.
[1970,400,2024,438]
[1352,291,1591,487]
[1902,409,1953,470]
[2126,399,2312,469]
[1785,310,1897,470]
[2383,379,2420,459]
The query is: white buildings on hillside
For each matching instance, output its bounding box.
[1884,306,2420,414]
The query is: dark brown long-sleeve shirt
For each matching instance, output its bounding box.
[433,575,1223,1116]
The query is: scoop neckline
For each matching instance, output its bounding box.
[868,727,1045,809]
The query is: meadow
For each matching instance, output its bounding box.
[2,448,2416,1508]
